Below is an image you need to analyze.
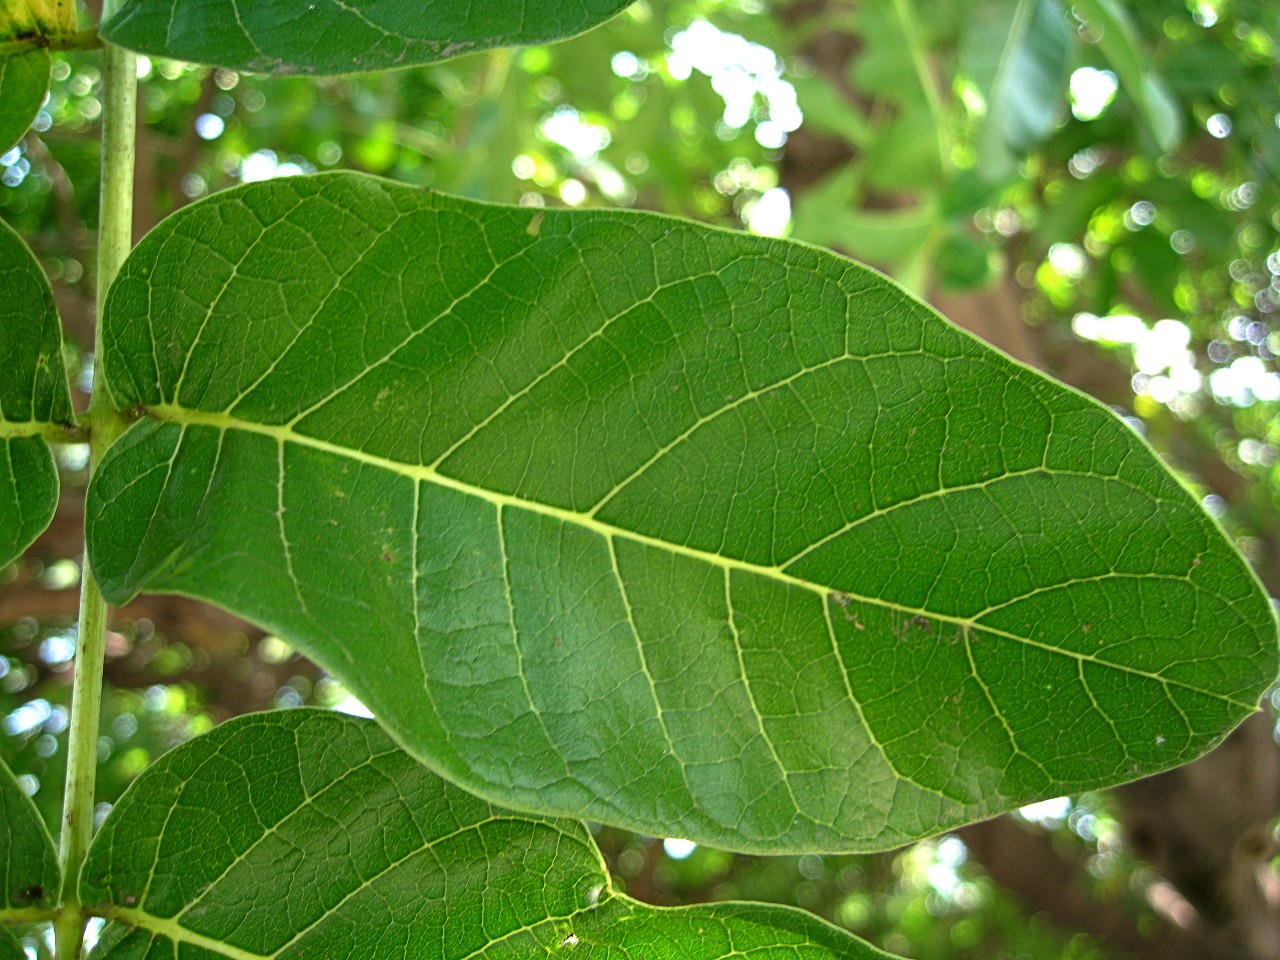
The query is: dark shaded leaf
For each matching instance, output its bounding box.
[0,757,59,923]
[0,216,73,567]
[0,50,49,155]
[962,0,1072,181]
[1073,0,1183,150]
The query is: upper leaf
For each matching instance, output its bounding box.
[0,217,72,568]
[88,173,1278,853]
[99,0,633,76]
[1073,0,1183,151]
[81,709,890,960]
[960,0,1071,181]
[0,757,59,923]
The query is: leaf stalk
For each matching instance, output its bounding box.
[0,28,101,56]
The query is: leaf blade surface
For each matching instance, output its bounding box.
[0,928,23,960]
[100,0,633,75]
[88,173,1279,852]
[0,217,72,567]
[81,709,891,960]
[0,50,49,155]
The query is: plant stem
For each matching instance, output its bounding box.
[53,29,135,960]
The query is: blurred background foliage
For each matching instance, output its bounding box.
[2,0,1279,958]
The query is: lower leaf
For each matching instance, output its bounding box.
[0,756,59,923]
[0,436,60,569]
[80,709,892,960]
[0,217,74,568]
[0,927,25,960]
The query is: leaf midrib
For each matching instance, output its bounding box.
[140,404,1256,709]
[0,420,62,439]
[101,894,598,960]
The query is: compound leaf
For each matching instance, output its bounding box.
[0,216,73,568]
[88,173,1278,854]
[100,0,633,76]
[82,709,890,960]
[0,757,59,925]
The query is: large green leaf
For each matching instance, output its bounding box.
[0,50,49,155]
[960,0,1071,181]
[87,173,1277,853]
[0,757,59,924]
[0,216,72,568]
[82,709,889,960]
[100,0,633,76]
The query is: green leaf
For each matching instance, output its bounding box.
[789,74,870,149]
[99,0,633,76]
[1123,228,1183,315]
[960,0,1071,181]
[88,173,1278,854]
[935,228,992,292]
[0,928,23,960]
[1072,0,1183,151]
[0,216,73,568]
[0,757,60,923]
[1,0,62,157]
[0,50,49,155]
[789,164,937,269]
[82,709,890,960]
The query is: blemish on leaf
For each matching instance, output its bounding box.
[559,933,579,947]
[828,592,863,626]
